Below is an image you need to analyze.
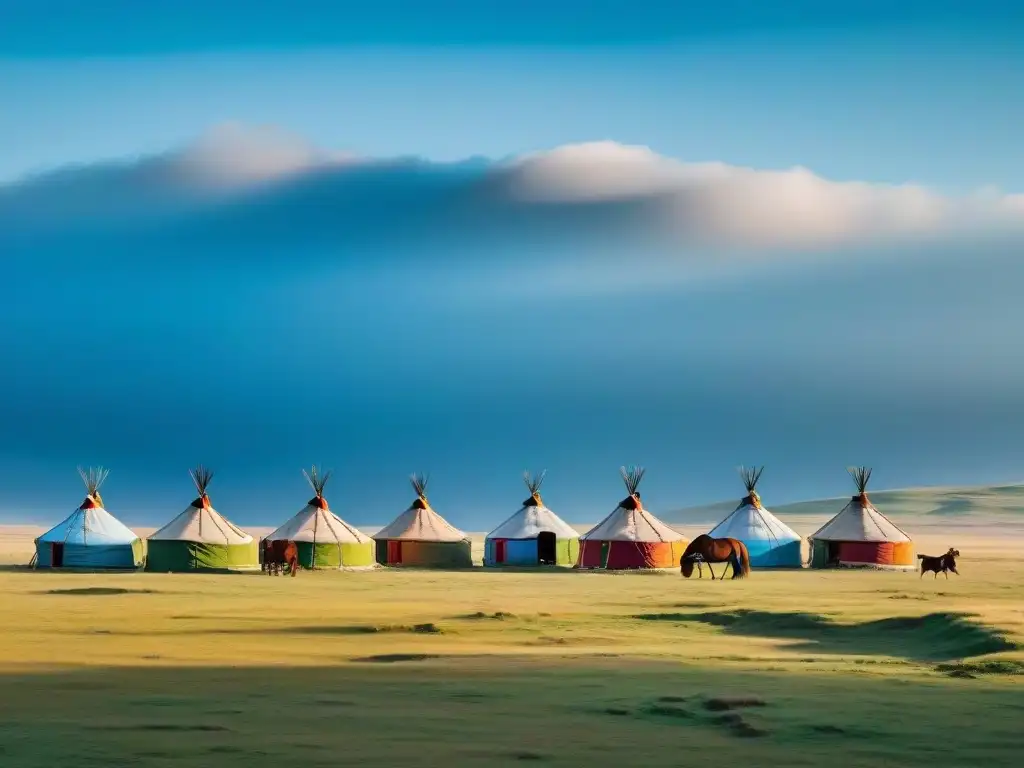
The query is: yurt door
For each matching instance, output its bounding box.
[827,542,841,566]
[600,541,611,568]
[536,532,556,565]
[51,543,64,567]
[388,540,403,565]
[494,539,506,564]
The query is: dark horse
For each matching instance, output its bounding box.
[262,539,299,576]
[680,534,751,580]
[918,548,960,579]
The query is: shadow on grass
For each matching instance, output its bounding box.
[351,654,442,663]
[1,661,1023,767]
[39,587,159,596]
[131,622,447,637]
[633,610,1017,661]
[452,611,518,620]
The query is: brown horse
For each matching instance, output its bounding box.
[918,548,960,579]
[262,539,299,576]
[680,535,751,579]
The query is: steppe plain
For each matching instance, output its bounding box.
[1,485,1021,767]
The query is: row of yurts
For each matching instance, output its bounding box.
[32,464,915,572]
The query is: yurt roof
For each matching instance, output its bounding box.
[268,466,370,544]
[149,504,254,544]
[709,466,801,544]
[486,504,579,540]
[486,471,579,540]
[373,506,467,542]
[268,504,371,544]
[810,467,911,543]
[37,466,138,545]
[580,466,684,543]
[809,498,911,543]
[373,473,467,542]
[148,466,253,544]
[708,501,801,544]
[581,506,684,542]
[37,508,139,545]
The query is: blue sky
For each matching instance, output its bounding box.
[3,3,1024,186]
[2,2,1023,528]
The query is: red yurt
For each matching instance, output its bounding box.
[577,466,688,569]
[809,467,915,569]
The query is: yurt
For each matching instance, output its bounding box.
[146,466,259,572]
[577,466,688,569]
[708,467,805,567]
[809,467,915,569]
[373,474,473,567]
[34,467,143,569]
[264,466,375,569]
[484,471,580,567]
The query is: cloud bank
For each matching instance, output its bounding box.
[2,124,1022,256]
[4,127,1024,525]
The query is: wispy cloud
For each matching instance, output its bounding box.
[2,124,1022,258]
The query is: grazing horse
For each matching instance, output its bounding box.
[262,539,299,577]
[680,534,751,580]
[918,548,960,579]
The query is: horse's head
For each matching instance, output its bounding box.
[680,552,700,578]
[947,548,960,557]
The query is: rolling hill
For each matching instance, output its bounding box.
[663,482,1024,529]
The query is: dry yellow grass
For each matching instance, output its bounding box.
[0,524,1021,767]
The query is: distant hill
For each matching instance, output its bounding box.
[663,482,1024,527]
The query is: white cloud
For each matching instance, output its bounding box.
[169,122,355,188]
[494,141,1021,248]
[2,126,1022,251]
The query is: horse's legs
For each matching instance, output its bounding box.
[708,563,716,580]
[291,559,298,577]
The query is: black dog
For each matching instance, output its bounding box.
[918,548,960,579]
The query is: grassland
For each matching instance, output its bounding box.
[1,524,1022,767]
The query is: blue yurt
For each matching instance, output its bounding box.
[707,467,805,568]
[484,471,580,567]
[34,467,143,570]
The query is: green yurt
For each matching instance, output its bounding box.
[264,466,375,569]
[146,466,259,572]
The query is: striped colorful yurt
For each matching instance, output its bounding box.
[373,474,473,567]
[577,466,688,569]
[809,467,914,570]
[708,467,805,567]
[146,466,260,572]
[265,466,375,569]
[484,471,580,567]
[34,467,143,569]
